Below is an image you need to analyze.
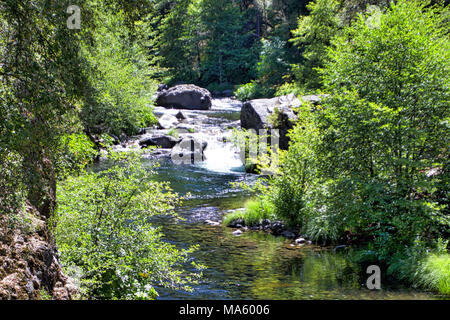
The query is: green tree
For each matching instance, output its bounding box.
[290,0,342,90]
[274,0,449,250]
[55,150,203,299]
[154,0,198,83]
[80,8,157,137]
[0,0,90,218]
[316,0,449,254]
[198,0,256,85]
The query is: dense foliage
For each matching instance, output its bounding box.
[55,150,203,299]
[1,0,449,299]
[0,0,198,299]
[245,0,449,293]
[80,7,158,137]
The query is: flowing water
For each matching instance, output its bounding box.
[119,98,442,300]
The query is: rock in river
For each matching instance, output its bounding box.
[204,220,221,226]
[240,94,326,150]
[158,114,179,129]
[281,231,296,239]
[156,84,212,110]
[232,229,243,236]
[139,135,181,149]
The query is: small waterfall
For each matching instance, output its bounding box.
[196,98,245,174]
[199,130,245,174]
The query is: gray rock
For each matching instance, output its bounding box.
[295,237,306,244]
[232,229,243,236]
[228,218,245,228]
[240,94,325,150]
[175,110,188,120]
[139,135,181,149]
[270,221,286,236]
[240,94,301,150]
[204,220,221,226]
[158,114,179,129]
[158,84,169,92]
[240,98,273,130]
[281,231,296,239]
[156,84,212,110]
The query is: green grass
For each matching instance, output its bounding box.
[416,253,450,295]
[223,199,275,227]
[167,128,179,139]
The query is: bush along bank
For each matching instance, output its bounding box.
[225,1,449,295]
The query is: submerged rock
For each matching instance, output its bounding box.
[156,84,212,110]
[204,220,221,226]
[232,229,243,236]
[227,218,245,228]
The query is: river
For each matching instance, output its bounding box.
[117,98,441,300]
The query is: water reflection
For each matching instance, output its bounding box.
[156,216,436,300]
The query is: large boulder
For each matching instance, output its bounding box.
[240,94,300,150]
[240,98,274,130]
[170,137,207,164]
[139,135,181,149]
[156,84,212,110]
[240,94,324,150]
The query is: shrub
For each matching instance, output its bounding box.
[80,10,158,137]
[234,81,263,101]
[54,149,203,299]
[274,82,305,97]
[55,133,99,178]
[417,253,450,295]
[223,198,275,227]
